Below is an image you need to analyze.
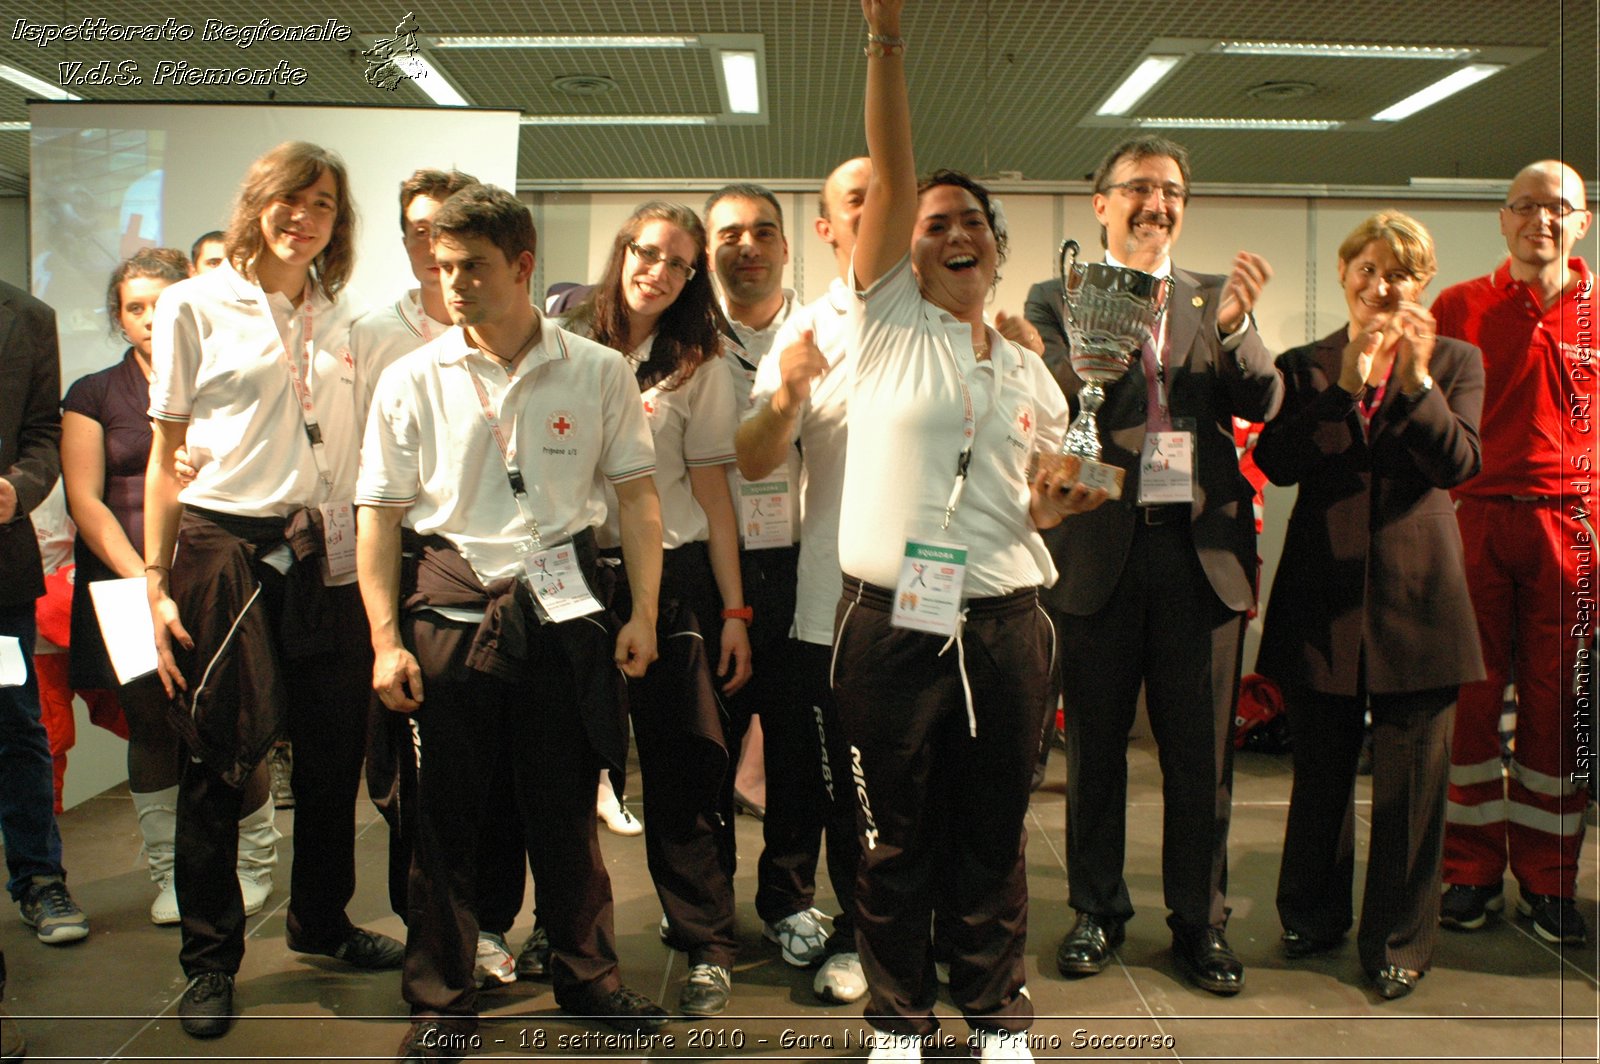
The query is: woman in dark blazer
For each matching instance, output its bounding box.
[1256,210,1484,1000]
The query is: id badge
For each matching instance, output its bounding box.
[738,470,793,549]
[319,500,358,581]
[1137,417,1197,506]
[890,537,968,637]
[521,542,603,624]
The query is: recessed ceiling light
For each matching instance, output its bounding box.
[1136,116,1345,130]
[0,62,81,101]
[719,51,761,114]
[0,120,29,131]
[399,53,471,107]
[433,35,697,49]
[1096,55,1183,117]
[519,114,714,125]
[1216,41,1479,61]
[1371,63,1504,121]
[552,75,617,96]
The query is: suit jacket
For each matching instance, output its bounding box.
[0,281,61,607]
[1033,266,1283,616]
[1024,277,1074,411]
[1255,331,1487,696]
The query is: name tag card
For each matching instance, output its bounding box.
[738,471,793,549]
[319,500,358,581]
[87,578,159,686]
[1137,419,1197,506]
[0,636,26,688]
[522,543,603,624]
[890,537,968,637]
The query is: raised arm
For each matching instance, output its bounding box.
[854,0,915,290]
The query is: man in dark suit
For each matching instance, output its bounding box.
[1027,136,1282,996]
[0,279,87,947]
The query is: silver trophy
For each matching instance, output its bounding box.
[1049,239,1173,499]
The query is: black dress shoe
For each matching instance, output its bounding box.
[1172,926,1244,996]
[564,984,670,1034]
[1372,965,1421,1000]
[289,926,406,970]
[1056,912,1125,977]
[1281,928,1341,959]
[396,1019,473,1062]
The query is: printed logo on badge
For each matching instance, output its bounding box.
[547,411,576,440]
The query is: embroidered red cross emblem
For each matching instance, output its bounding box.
[552,415,573,436]
[548,410,576,440]
[1019,410,1032,433]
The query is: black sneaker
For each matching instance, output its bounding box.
[1439,884,1504,930]
[564,983,669,1034]
[179,971,234,1038]
[514,926,550,979]
[288,926,405,970]
[1517,892,1588,945]
[678,963,731,1016]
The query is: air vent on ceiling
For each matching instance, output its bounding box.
[1245,81,1318,101]
[552,75,617,96]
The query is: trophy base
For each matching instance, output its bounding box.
[1033,452,1125,500]
[1074,458,1125,500]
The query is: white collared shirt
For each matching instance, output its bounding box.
[149,261,362,517]
[750,278,853,641]
[350,287,452,425]
[838,256,1068,596]
[597,334,739,550]
[725,291,803,547]
[356,321,655,584]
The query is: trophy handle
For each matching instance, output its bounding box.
[1058,239,1080,288]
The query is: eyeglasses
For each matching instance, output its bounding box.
[627,241,696,281]
[1104,180,1189,203]
[1503,199,1585,218]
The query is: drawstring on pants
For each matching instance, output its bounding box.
[938,608,976,737]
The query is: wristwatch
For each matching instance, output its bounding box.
[722,606,754,622]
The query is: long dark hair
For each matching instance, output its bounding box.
[570,201,724,391]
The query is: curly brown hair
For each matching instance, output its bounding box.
[105,247,190,337]
[222,141,356,300]
[567,201,726,392]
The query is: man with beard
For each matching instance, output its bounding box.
[1047,135,1282,996]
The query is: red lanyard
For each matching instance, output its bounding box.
[277,294,333,495]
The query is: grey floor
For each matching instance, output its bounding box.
[3,737,1596,1063]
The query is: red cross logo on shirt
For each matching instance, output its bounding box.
[547,410,576,440]
[642,398,657,417]
[1018,408,1033,435]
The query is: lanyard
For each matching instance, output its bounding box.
[935,326,989,531]
[278,295,334,498]
[1140,313,1173,426]
[463,331,565,550]
[1357,376,1388,438]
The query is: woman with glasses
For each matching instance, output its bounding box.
[838,3,1101,1059]
[144,141,402,1038]
[1256,210,1484,1000]
[563,201,752,1018]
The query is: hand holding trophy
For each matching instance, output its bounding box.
[1041,239,1174,500]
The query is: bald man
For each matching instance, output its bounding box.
[1435,161,1595,947]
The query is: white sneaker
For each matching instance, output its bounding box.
[238,868,273,917]
[763,907,829,967]
[971,1029,1034,1062]
[867,1030,923,1061]
[599,802,643,836]
[474,932,517,988]
[150,873,180,926]
[813,950,866,1003]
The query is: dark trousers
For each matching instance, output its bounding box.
[367,698,529,934]
[832,579,1050,1037]
[402,611,618,1021]
[756,639,860,948]
[616,542,737,970]
[1059,520,1243,933]
[176,577,371,977]
[1277,685,1455,974]
[0,607,64,899]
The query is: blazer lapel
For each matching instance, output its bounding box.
[1164,268,1203,371]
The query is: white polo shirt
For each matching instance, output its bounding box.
[593,334,738,550]
[838,255,1068,597]
[350,288,451,425]
[149,261,362,518]
[355,320,655,585]
[750,278,853,643]
[725,292,804,549]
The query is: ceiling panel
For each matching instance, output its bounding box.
[0,1,1592,192]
